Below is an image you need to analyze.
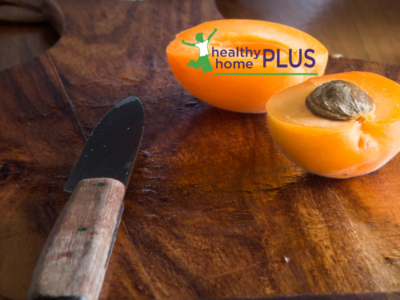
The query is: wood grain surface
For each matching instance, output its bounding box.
[0,0,60,71]
[216,0,400,65]
[1,0,400,300]
[3,0,400,72]
[28,178,125,300]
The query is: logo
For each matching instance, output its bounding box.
[182,28,318,76]
[182,28,217,74]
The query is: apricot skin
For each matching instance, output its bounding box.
[266,72,400,178]
[167,19,328,113]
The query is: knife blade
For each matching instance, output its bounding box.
[28,96,144,300]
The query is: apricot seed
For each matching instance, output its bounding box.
[306,80,375,121]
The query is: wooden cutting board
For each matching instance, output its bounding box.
[2,0,400,299]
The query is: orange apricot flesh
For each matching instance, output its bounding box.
[167,19,328,113]
[266,72,400,178]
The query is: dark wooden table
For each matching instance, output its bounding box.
[3,0,400,72]
[216,0,400,65]
[2,1,400,300]
[0,0,59,71]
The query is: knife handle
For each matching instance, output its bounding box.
[28,178,125,300]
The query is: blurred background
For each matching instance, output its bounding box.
[216,0,400,65]
[1,0,400,69]
[0,0,59,71]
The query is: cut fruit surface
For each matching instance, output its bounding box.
[266,72,400,178]
[167,19,328,113]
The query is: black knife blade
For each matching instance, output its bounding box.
[64,96,144,192]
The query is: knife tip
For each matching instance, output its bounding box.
[115,96,141,108]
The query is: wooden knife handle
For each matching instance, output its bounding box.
[28,178,125,300]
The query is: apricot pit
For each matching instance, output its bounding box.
[306,80,375,121]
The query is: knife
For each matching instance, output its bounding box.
[27,96,144,300]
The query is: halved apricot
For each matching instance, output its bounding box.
[167,19,328,113]
[266,72,400,178]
